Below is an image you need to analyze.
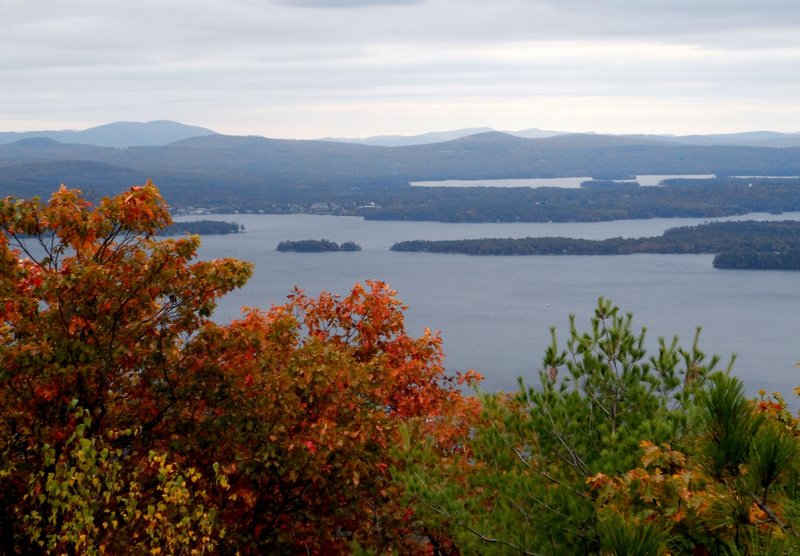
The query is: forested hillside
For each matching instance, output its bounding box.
[2,185,799,554]
[1,132,800,221]
[391,220,800,269]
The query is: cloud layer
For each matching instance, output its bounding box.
[2,0,799,136]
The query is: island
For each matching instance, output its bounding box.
[390,220,800,270]
[160,220,244,236]
[276,239,362,252]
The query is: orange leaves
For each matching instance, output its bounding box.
[1,183,480,554]
[457,369,484,388]
[0,184,259,552]
[100,180,172,237]
[591,440,710,536]
[274,280,462,421]
[755,389,800,433]
[180,280,476,551]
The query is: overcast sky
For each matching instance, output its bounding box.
[3,0,799,138]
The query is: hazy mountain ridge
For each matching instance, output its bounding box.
[1,124,800,209]
[322,127,800,148]
[1,130,799,185]
[0,121,217,148]
[5,121,798,149]
[627,130,800,148]
[321,127,498,146]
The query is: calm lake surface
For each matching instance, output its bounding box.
[410,174,716,188]
[180,213,800,399]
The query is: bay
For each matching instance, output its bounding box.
[180,212,800,399]
[409,174,716,188]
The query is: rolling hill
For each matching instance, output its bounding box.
[0,120,217,148]
[1,128,799,213]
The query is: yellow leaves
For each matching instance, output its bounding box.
[594,440,710,532]
[586,472,610,490]
[213,463,230,491]
[639,440,686,470]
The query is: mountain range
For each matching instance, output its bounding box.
[2,120,800,148]
[323,128,800,148]
[322,127,564,146]
[0,121,216,148]
[1,121,799,210]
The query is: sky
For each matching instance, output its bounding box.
[2,0,800,138]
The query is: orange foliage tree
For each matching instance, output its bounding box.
[0,183,475,554]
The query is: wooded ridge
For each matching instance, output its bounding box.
[391,220,800,269]
[1,131,799,221]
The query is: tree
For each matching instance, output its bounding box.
[590,376,800,555]
[1,183,250,554]
[399,298,727,554]
[0,184,474,554]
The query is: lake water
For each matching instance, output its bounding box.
[410,174,716,188]
[179,213,800,400]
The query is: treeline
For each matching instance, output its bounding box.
[159,219,243,235]
[276,239,361,252]
[579,179,641,190]
[3,185,800,555]
[713,249,800,269]
[391,220,800,269]
[359,178,800,223]
[3,150,800,223]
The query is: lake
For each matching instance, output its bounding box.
[410,174,716,188]
[179,213,800,400]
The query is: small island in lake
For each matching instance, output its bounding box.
[160,220,244,236]
[276,239,362,252]
[391,220,800,270]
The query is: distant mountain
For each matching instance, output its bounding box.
[505,127,566,139]
[321,127,496,147]
[322,126,566,146]
[1,129,799,207]
[627,131,800,148]
[0,120,217,148]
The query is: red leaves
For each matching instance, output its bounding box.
[1,184,477,554]
[304,440,318,454]
[33,383,59,402]
[180,280,477,551]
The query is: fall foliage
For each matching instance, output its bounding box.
[400,302,800,555]
[0,183,476,554]
[2,183,799,555]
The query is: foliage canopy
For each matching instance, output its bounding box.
[0,183,474,554]
[2,183,799,555]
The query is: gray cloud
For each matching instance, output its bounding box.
[1,0,799,136]
[278,0,423,7]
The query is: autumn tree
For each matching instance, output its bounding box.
[589,376,800,555]
[401,299,800,555]
[399,298,728,554]
[0,184,475,554]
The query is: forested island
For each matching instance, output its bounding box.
[159,219,243,235]
[358,177,800,222]
[276,239,362,252]
[391,220,800,269]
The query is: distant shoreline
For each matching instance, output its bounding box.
[390,220,800,270]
